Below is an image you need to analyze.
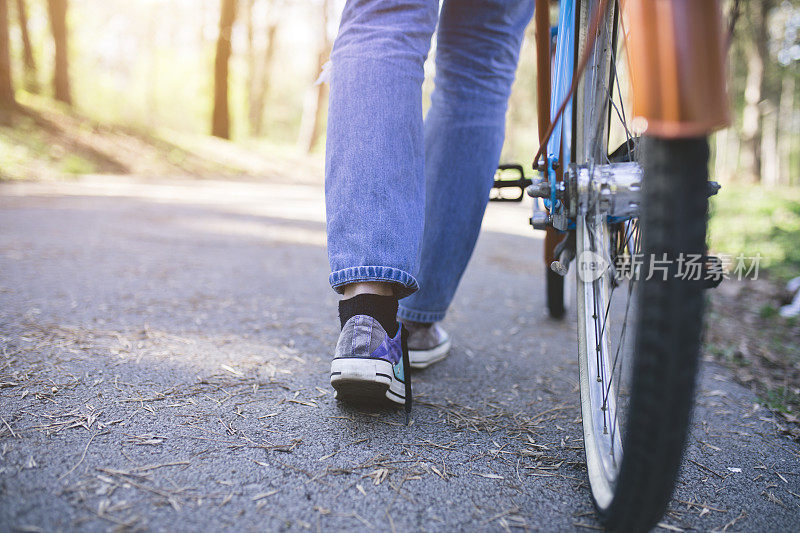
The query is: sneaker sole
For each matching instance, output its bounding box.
[330,357,405,405]
[409,338,452,369]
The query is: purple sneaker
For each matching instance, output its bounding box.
[330,315,410,407]
[403,321,452,369]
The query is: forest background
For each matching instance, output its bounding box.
[1,0,799,278]
[1,0,799,428]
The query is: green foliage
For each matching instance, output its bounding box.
[0,109,97,180]
[762,387,800,414]
[759,304,779,319]
[2,0,797,184]
[706,342,750,367]
[0,93,323,181]
[59,154,95,174]
[709,184,800,281]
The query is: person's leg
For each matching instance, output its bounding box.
[326,0,439,300]
[326,0,439,406]
[398,0,535,325]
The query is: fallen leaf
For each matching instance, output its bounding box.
[252,490,278,501]
[474,472,504,480]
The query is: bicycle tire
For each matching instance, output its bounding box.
[598,137,708,532]
[570,2,709,530]
[547,268,566,319]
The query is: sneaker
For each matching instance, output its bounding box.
[403,321,452,369]
[330,315,410,407]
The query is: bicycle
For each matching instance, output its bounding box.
[492,0,730,530]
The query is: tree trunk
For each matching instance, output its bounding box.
[0,0,14,96]
[713,129,728,183]
[761,101,778,186]
[297,52,329,153]
[253,21,277,136]
[248,0,277,137]
[297,0,330,153]
[740,43,763,182]
[739,0,772,183]
[145,9,158,124]
[0,0,13,125]
[15,0,37,93]
[0,0,13,113]
[726,121,741,181]
[777,72,795,186]
[245,0,256,136]
[47,0,70,105]
[212,0,237,139]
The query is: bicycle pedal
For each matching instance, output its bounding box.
[491,164,532,203]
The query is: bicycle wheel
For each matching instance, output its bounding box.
[546,228,566,319]
[571,2,709,530]
[546,268,565,318]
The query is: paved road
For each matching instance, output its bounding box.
[1,177,798,532]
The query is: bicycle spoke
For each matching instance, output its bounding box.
[578,0,643,469]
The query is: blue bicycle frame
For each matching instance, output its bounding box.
[542,0,576,222]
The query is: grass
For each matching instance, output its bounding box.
[0,92,323,183]
[763,387,800,414]
[705,280,800,435]
[705,184,800,434]
[0,108,99,180]
[5,94,797,283]
[709,184,800,282]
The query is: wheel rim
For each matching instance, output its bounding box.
[572,0,641,511]
[577,212,640,510]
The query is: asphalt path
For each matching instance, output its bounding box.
[1,177,798,532]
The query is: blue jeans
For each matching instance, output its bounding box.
[326,0,535,323]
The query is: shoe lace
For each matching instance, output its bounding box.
[400,325,412,424]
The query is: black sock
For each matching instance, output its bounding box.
[339,294,399,337]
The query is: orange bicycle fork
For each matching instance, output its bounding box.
[622,0,730,139]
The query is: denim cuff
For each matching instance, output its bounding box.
[329,266,419,299]
[397,304,446,323]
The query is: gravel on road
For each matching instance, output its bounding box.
[1,177,798,532]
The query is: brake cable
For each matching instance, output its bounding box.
[533,0,611,170]
[534,0,738,170]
